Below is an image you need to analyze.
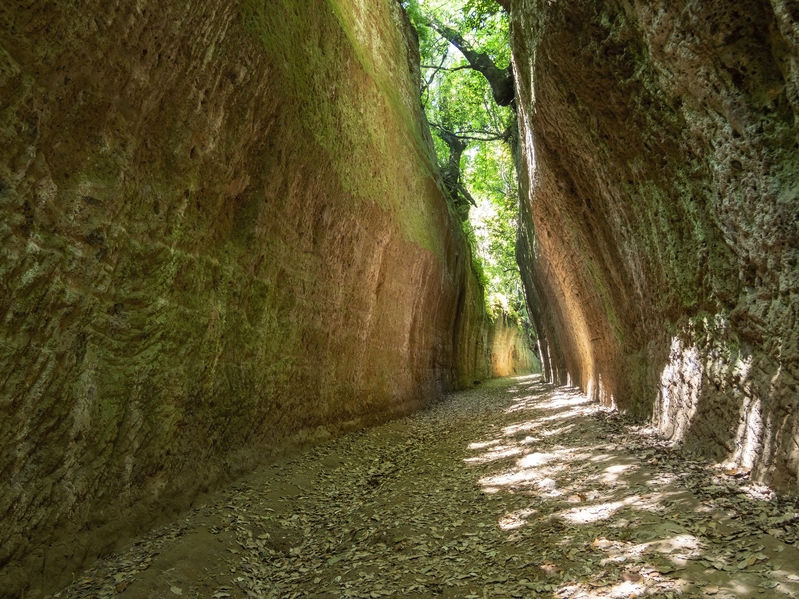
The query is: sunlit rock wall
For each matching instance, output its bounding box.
[450,261,537,384]
[490,313,537,377]
[511,0,799,490]
[0,1,528,595]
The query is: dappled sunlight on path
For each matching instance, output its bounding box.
[54,376,799,599]
[465,375,799,598]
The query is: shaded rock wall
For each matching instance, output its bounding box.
[0,1,530,594]
[511,0,799,490]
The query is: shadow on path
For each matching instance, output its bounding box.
[52,375,799,599]
[466,375,799,598]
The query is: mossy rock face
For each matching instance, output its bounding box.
[511,0,799,490]
[0,1,513,595]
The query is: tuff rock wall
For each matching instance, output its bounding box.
[489,313,537,377]
[512,0,799,490]
[0,1,530,595]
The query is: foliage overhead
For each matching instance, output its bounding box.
[402,0,534,337]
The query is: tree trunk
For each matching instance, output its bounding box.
[432,21,515,106]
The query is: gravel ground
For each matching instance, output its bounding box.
[52,375,799,599]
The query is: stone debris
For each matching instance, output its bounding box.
[52,375,799,599]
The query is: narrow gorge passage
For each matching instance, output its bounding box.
[4,1,798,596]
[54,377,799,599]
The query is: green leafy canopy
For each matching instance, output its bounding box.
[403,0,533,335]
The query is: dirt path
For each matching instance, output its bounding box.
[54,375,799,599]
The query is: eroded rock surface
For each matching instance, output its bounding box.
[0,1,530,595]
[512,0,799,491]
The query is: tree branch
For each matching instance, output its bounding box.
[421,46,449,97]
[457,182,477,206]
[429,19,515,106]
[421,64,472,72]
[428,121,510,142]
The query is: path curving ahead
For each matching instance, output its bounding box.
[55,376,799,599]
